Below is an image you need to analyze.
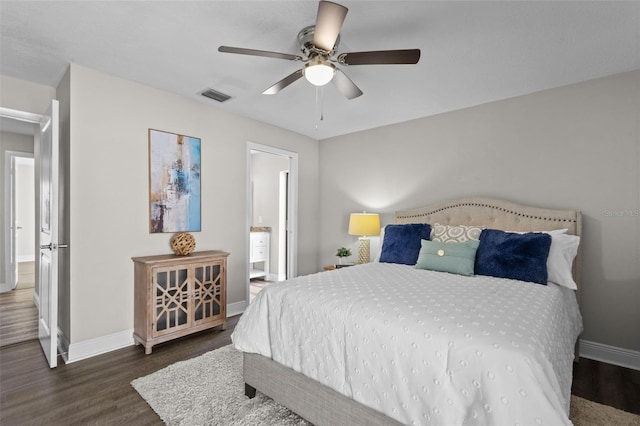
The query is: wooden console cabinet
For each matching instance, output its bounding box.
[132,250,229,354]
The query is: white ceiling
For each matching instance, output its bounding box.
[1,1,639,140]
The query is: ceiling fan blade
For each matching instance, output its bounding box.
[263,69,304,95]
[338,49,421,65]
[218,46,303,61]
[313,1,348,52]
[332,69,363,100]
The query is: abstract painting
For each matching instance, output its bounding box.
[149,129,201,233]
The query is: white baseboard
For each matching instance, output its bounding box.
[580,339,640,371]
[228,300,246,317]
[58,328,71,363]
[58,301,247,364]
[63,329,134,364]
[266,272,284,282]
[17,255,35,262]
[0,281,13,292]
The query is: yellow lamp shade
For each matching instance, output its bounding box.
[348,213,381,237]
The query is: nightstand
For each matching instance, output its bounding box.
[324,264,355,271]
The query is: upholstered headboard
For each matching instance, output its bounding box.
[395,196,582,294]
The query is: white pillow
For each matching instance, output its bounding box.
[373,226,385,262]
[510,228,579,289]
[546,233,580,290]
[544,228,569,235]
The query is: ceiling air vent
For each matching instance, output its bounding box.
[200,88,231,103]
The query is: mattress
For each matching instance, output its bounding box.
[232,262,583,425]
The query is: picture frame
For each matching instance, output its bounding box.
[148,129,201,233]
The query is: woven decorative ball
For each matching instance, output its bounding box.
[170,232,196,256]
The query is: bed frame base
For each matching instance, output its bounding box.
[245,383,256,399]
[244,352,402,426]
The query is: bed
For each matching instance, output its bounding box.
[232,196,583,425]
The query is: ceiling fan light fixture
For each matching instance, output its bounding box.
[218,1,420,100]
[304,60,335,86]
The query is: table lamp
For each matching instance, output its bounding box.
[348,212,381,264]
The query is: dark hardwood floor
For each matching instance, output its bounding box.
[0,316,238,426]
[572,357,640,415]
[0,288,38,348]
[0,262,38,348]
[0,313,638,425]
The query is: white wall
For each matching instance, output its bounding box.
[0,75,57,113]
[66,64,319,343]
[16,158,35,261]
[319,70,640,353]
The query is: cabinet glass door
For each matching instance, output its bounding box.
[154,266,190,336]
[193,262,223,325]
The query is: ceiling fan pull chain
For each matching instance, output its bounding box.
[320,86,324,122]
[315,86,319,129]
[315,86,324,130]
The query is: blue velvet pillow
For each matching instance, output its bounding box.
[475,229,552,285]
[379,224,432,265]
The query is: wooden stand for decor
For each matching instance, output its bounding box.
[170,232,196,255]
[132,250,229,354]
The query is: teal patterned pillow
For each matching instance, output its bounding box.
[415,239,480,276]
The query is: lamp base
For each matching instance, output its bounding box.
[357,237,370,264]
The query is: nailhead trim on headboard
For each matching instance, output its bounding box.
[396,202,578,224]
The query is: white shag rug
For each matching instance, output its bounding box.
[132,345,310,426]
[132,345,640,426]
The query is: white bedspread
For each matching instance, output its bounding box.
[232,263,582,426]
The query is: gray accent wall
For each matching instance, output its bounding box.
[319,70,640,353]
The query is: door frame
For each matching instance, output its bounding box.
[246,142,298,304]
[278,170,289,281]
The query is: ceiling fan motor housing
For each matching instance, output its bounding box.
[298,25,340,57]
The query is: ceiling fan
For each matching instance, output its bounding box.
[218,0,420,100]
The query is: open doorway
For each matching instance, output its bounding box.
[1,117,38,347]
[246,142,298,304]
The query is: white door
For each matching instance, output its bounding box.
[38,99,60,368]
